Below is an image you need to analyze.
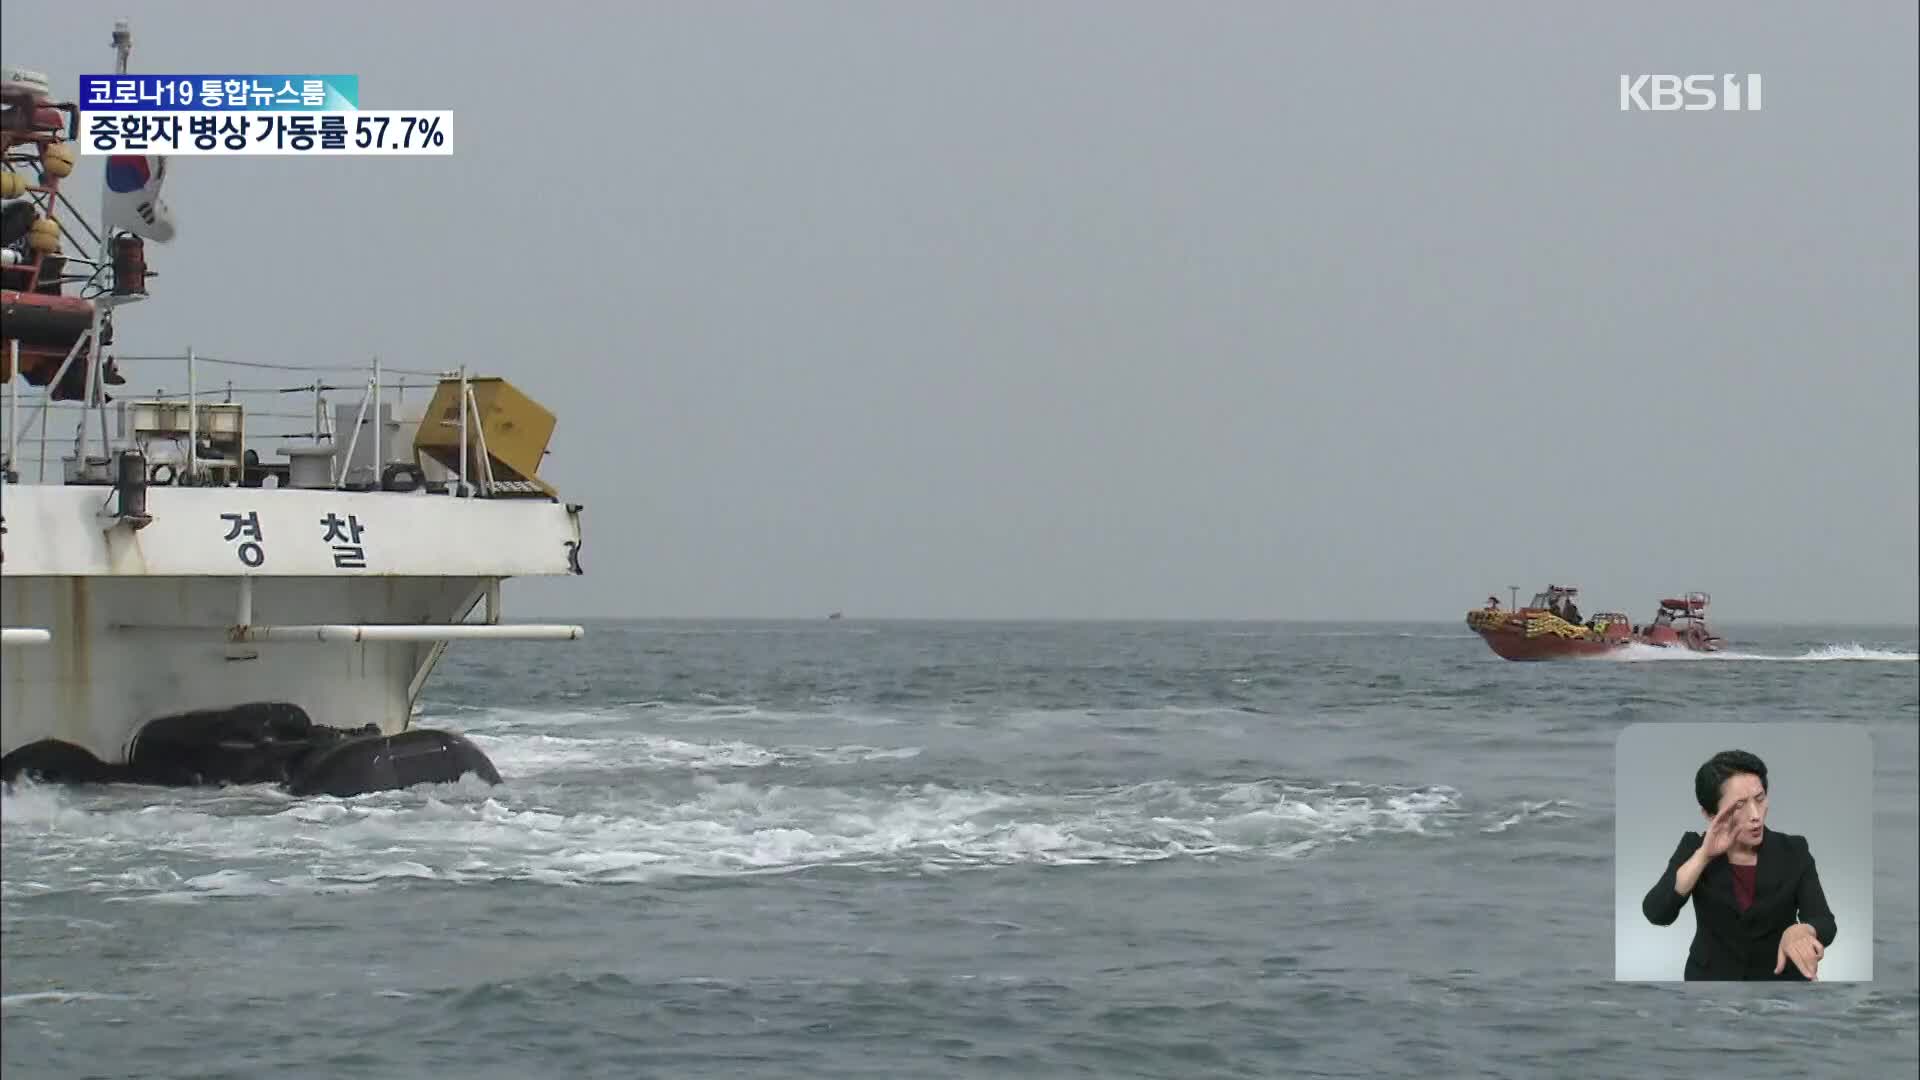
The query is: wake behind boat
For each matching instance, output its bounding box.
[1465,585,1724,661]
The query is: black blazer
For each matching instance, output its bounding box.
[1641,826,1838,981]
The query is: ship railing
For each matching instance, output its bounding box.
[4,346,502,498]
[7,119,501,500]
[8,127,506,500]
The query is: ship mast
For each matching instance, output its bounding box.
[80,21,139,463]
[113,20,132,77]
[77,20,143,469]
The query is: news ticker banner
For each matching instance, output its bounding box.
[75,74,451,156]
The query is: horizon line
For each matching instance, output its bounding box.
[506,613,1920,630]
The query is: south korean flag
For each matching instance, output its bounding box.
[102,153,176,242]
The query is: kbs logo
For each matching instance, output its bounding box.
[1619,74,1763,111]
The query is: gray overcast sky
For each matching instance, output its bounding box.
[5,2,1915,623]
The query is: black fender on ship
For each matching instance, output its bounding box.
[127,701,329,787]
[0,738,124,785]
[285,728,502,798]
[3,703,501,798]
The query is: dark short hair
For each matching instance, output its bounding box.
[1694,749,1769,813]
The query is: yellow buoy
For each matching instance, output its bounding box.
[29,222,63,253]
[40,142,76,178]
[0,171,25,198]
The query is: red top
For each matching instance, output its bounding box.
[1729,862,1757,911]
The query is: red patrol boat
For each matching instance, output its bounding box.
[1465,586,1724,661]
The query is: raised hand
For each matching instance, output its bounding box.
[1700,802,1742,860]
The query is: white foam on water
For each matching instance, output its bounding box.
[1,991,135,1008]
[1480,799,1581,834]
[463,731,924,774]
[1603,641,1916,663]
[1791,643,1918,662]
[434,701,910,732]
[0,759,1561,900]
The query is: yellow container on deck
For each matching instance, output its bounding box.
[412,376,558,496]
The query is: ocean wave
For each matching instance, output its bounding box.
[0,769,1574,899]
[1604,642,1916,663]
[463,731,924,774]
[0,990,137,1008]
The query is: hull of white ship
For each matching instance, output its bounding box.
[1,574,483,764]
[1,484,584,777]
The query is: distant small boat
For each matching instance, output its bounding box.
[827,612,844,621]
[1466,585,1724,660]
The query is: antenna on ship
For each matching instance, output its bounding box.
[1508,585,1519,611]
[85,18,136,455]
[113,19,132,76]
